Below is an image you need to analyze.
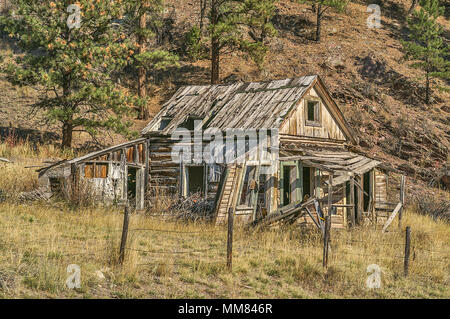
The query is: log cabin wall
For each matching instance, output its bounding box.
[147,135,225,201]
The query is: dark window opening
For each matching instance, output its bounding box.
[180,117,203,131]
[159,117,172,130]
[282,166,292,205]
[363,171,371,211]
[305,100,320,126]
[127,167,137,200]
[49,177,61,194]
[187,166,205,195]
[302,166,311,201]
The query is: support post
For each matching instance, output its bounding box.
[226,207,234,272]
[404,226,411,277]
[350,177,355,227]
[323,215,331,268]
[118,204,130,265]
[356,175,363,225]
[398,175,405,228]
[328,173,333,217]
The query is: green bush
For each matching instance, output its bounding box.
[184,26,207,61]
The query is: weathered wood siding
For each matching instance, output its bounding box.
[280,87,347,141]
[375,168,388,208]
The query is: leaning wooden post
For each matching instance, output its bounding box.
[404,226,411,277]
[323,215,331,268]
[398,175,406,229]
[328,173,333,217]
[118,204,130,265]
[226,207,234,272]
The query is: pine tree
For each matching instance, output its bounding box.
[123,0,178,120]
[402,0,449,105]
[300,0,348,42]
[203,0,278,84]
[0,0,140,148]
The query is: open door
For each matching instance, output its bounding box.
[127,167,137,204]
[187,165,205,196]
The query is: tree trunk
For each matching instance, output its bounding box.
[62,121,73,149]
[316,4,322,42]
[210,1,220,84]
[211,36,220,84]
[138,6,149,120]
[199,0,207,32]
[407,0,418,16]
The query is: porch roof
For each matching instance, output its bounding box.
[279,149,381,186]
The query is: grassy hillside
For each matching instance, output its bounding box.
[0,1,448,185]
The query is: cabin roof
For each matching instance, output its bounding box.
[141,75,356,143]
[37,138,146,175]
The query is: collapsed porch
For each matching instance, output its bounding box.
[212,146,403,230]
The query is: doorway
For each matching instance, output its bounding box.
[187,165,205,195]
[302,166,311,201]
[127,167,137,202]
[282,166,292,205]
[363,171,371,211]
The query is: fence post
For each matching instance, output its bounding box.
[118,204,130,265]
[226,207,234,272]
[323,215,331,268]
[398,175,405,229]
[404,226,411,277]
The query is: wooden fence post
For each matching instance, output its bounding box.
[323,215,331,268]
[118,204,130,265]
[226,207,234,272]
[398,175,405,229]
[404,226,411,277]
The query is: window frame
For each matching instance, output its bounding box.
[304,98,322,127]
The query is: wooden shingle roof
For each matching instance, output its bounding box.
[141,75,318,135]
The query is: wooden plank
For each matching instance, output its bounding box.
[382,202,403,232]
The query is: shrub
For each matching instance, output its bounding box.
[184,26,207,61]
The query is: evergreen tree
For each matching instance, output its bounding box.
[402,0,449,104]
[203,0,278,84]
[123,0,178,120]
[0,0,139,148]
[300,0,348,42]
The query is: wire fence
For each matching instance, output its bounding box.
[0,206,448,279]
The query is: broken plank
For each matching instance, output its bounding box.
[382,202,402,232]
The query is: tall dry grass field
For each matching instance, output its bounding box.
[0,142,448,298]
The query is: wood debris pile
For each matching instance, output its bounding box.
[18,187,52,202]
[169,193,215,222]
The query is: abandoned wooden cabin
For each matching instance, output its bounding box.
[38,139,149,210]
[39,75,403,229]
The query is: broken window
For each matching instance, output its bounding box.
[84,163,108,178]
[305,100,321,126]
[159,117,172,130]
[180,116,203,131]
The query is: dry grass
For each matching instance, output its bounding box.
[0,200,448,299]
[0,142,448,299]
